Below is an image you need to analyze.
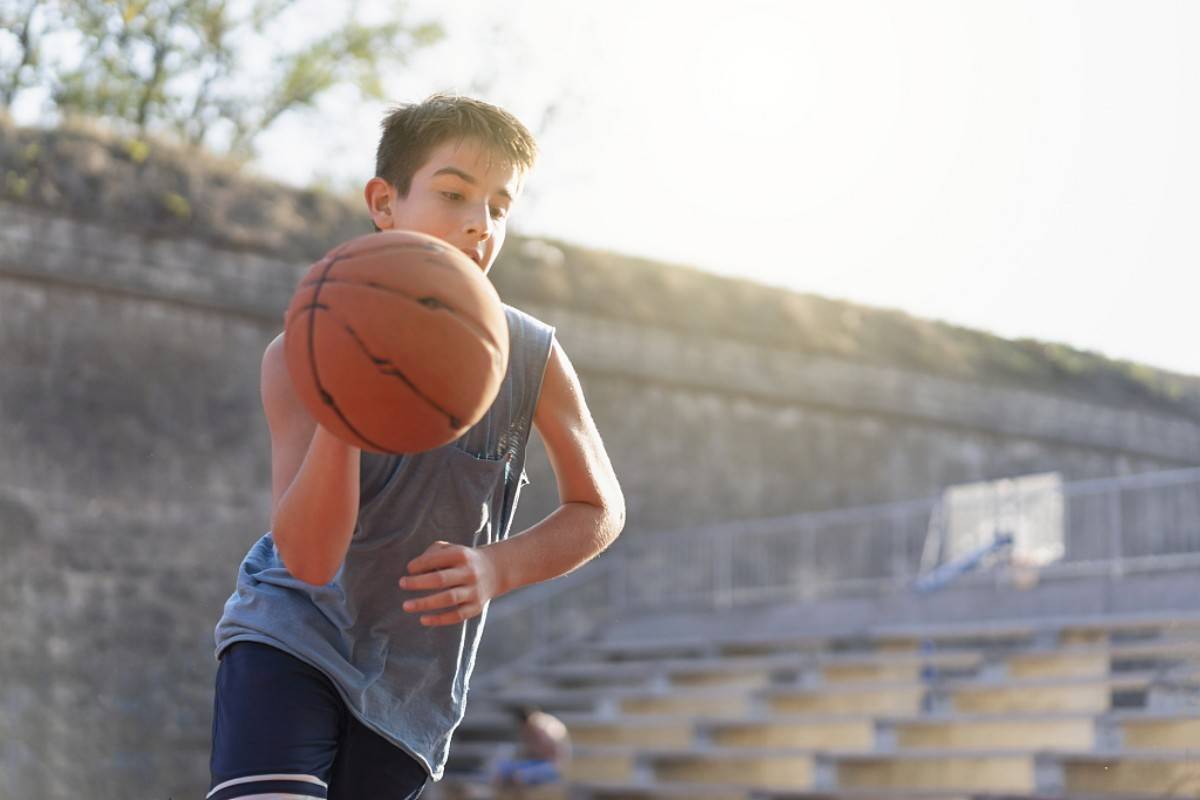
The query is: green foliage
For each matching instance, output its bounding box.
[123,137,151,164]
[0,0,67,107]
[245,16,440,153]
[0,0,442,156]
[161,190,191,218]
[5,169,31,198]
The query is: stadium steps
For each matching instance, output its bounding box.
[588,609,1200,662]
[1054,750,1200,796]
[480,667,1200,728]
[444,610,1200,797]
[491,707,1200,753]
[930,670,1200,714]
[523,653,806,691]
[877,712,1098,751]
[524,650,983,691]
[487,683,761,719]
[1100,710,1200,749]
[762,681,928,716]
[547,635,1200,694]
[569,786,979,800]
[562,744,1200,795]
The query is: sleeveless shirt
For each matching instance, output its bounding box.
[214,304,556,780]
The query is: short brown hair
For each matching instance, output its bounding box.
[375,94,538,196]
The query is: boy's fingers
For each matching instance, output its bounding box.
[399,566,470,591]
[403,587,471,613]
[407,544,465,574]
[420,603,482,627]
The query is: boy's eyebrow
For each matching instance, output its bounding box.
[432,166,513,201]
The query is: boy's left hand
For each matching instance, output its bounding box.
[399,541,502,626]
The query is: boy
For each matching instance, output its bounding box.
[208,95,625,800]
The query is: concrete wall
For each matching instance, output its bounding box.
[1,199,1197,799]
[512,304,1193,536]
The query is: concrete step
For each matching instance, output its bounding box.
[828,750,1040,793]
[933,669,1200,714]
[564,744,819,790]
[570,785,982,800]
[997,636,1200,679]
[448,733,1200,797]
[872,610,1200,650]
[705,711,1101,753]
[1101,710,1200,749]
[567,745,1200,794]
[762,682,928,716]
[463,704,1200,759]
[491,669,1195,722]
[699,716,877,751]
[567,781,752,800]
[1053,750,1200,797]
[546,639,1200,700]
[536,649,986,693]
[879,713,1096,751]
[489,684,760,719]
[591,609,1200,663]
[530,653,806,690]
[831,747,1200,796]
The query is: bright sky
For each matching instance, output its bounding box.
[34,1,1200,375]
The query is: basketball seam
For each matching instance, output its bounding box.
[322,237,447,262]
[294,276,502,357]
[305,255,405,452]
[301,258,465,452]
[305,303,466,428]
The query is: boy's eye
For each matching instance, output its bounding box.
[490,206,508,221]
[441,191,463,202]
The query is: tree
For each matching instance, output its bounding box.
[0,0,68,109]
[1,0,442,157]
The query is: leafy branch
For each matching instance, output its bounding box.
[0,0,442,157]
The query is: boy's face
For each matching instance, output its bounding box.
[365,138,522,275]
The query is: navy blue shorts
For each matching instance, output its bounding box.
[208,641,429,800]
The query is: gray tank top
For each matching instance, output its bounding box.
[214,304,555,780]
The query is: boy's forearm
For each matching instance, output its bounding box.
[484,500,625,595]
[273,426,361,584]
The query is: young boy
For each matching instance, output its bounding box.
[208,95,625,800]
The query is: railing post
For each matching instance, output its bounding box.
[714,530,733,609]
[889,512,902,588]
[803,518,817,601]
[1108,485,1124,579]
[608,546,627,619]
[533,593,550,650]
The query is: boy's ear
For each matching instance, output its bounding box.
[364,177,394,230]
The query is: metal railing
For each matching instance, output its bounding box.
[475,466,1200,680]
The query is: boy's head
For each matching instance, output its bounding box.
[365,94,538,275]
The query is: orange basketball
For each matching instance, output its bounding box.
[283,230,509,454]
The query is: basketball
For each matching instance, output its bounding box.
[283,230,509,454]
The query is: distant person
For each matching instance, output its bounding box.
[207,94,625,800]
[495,706,572,790]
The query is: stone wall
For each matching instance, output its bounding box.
[1,197,1197,799]
[512,303,1193,536]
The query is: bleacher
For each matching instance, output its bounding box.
[438,610,1200,799]
[433,469,1200,799]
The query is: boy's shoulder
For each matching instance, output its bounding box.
[502,302,556,341]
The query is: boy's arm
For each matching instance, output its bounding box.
[261,334,362,585]
[489,337,626,588]
[400,339,626,626]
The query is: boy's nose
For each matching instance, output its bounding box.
[464,210,493,240]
